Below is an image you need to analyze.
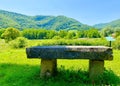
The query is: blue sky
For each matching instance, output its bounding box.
[0,0,120,25]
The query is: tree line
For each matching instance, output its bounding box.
[22,28,102,39]
[0,27,101,39]
[0,27,120,42]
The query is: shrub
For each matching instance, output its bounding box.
[52,36,61,39]
[9,37,28,48]
[0,29,5,38]
[113,36,120,49]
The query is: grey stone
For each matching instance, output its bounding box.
[26,46,113,60]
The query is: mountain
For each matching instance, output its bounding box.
[0,10,92,30]
[94,19,120,29]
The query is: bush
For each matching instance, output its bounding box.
[0,29,5,38]
[9,37,28,48]
[52,36,61,39]
[113,36,120,50]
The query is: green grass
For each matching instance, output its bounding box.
[0,39,120,86]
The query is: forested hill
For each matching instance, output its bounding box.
[94,19,120,29]
[0,10,92,30]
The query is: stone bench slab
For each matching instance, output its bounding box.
[26,46,113,60]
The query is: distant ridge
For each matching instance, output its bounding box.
[94,19,120,29]
[0,9,92,30]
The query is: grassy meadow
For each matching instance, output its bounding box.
[0,39,120,86]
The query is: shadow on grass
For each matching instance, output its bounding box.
[0,63,120,86]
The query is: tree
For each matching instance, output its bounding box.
[58,30,67,38]
[76,31,84,38]
[86,28,101,38]
[66,31,76,39]
[1,27,20,42]
[101,26,114,37]
[46,30,57,39]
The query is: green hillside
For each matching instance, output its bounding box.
[94,19,120,29]
[0,10,92,30]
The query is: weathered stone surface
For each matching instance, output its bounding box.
[89,60,104,81]
[26,46,113,60]
[40,59,57,78]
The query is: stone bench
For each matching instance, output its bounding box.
[26,46,113,80]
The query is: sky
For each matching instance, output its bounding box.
[0,0,120,25]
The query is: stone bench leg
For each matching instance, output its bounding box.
[89,60,104,81]
[40,59,57,78]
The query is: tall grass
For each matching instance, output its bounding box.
[27,38,109,47]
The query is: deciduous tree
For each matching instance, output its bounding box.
[1,27,20,42]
